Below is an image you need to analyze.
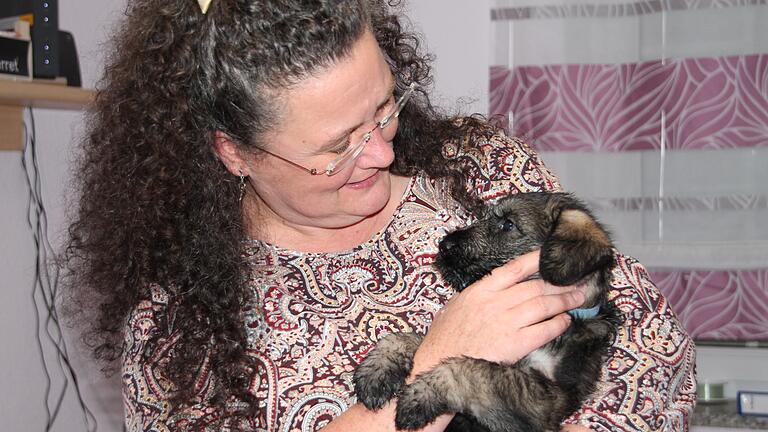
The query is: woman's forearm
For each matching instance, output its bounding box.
[323,403,594,432]
[321,401,453,432]
[562,425,591,432]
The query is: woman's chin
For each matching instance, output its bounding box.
[344,170,393,217]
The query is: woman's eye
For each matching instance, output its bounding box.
[329,139,351,155]
[500,219,516,232]
[377,97,396,120]
[383,96,396,112]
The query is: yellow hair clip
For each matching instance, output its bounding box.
[198,0,212,14]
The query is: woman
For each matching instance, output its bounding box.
[66,0,697,431]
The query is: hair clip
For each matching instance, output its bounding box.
[198,0,212,14]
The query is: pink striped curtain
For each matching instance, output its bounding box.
[490,0,768,341]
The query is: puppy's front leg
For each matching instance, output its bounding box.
[354,332,423,410]
[396,357,569,432]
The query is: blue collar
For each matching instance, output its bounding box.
[568,305,601,319]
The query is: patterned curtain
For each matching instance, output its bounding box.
[490,0,768,341]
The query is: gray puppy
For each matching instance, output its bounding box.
[354,192,621,432]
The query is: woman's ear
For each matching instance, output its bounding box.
[212,130,248,176]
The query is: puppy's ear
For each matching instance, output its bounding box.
[540,194,614,286]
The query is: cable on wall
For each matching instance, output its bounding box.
[21,107,97,432]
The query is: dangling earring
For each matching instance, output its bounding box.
[238,171,247,202]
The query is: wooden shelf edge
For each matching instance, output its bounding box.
[0,105,24,151]
[0,79,95,110]
[0,80,95,151]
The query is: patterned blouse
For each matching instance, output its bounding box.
[122,132,697,432]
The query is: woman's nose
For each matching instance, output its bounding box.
[355,127,395,169]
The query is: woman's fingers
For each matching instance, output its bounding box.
[511,289,585,327]
[424,249,588,365]
[474,250,541,292]
[517,313,574,351]
[494,279,579,309]
[454,248,585,322]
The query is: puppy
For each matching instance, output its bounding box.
[354,192,621,432]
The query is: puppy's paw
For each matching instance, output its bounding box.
[395,379,448,430]
[354,364,406,410]
[582,303,621,341]
[354,333,422,410]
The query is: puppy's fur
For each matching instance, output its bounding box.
[354,192,621,432]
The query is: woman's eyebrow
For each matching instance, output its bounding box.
[317,80,398,151]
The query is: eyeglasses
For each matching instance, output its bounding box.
[259,82,418,176]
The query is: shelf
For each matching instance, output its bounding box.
[0,79,94,109]
[0,79,95,151]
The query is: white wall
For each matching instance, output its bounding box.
[0,0,127,430]
[696,346,768,398]
[406,0,491,116]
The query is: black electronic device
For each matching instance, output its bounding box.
[0,0,32,17]
[58,30,80,87]
[1,0,60,79]
[31,0,59,78]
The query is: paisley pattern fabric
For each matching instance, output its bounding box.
[122,132,697,432]
[561,254,697,431]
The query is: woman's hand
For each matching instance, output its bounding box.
[412,250,585,375]
[561,425,591,431]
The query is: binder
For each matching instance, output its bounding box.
[738,391,768,417]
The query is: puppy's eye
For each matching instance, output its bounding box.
[500,219,516,232]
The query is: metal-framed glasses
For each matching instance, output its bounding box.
[259,82,418,176]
